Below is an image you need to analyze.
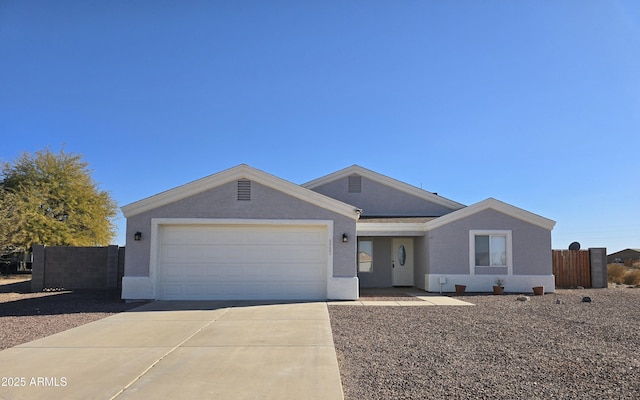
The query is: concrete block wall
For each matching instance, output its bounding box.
[31,244,125,292]
[117,247,126,288]
[31,245,46,291]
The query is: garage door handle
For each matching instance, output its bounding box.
[392,261,395,268]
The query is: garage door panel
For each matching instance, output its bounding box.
[163,230,201,245]
[183,265,205,278]
[203,246,234,260]
[243,266,271,280]
[200,230,241,242]
[162,245,205,261]
[180,284,203,296]
[160,281,327,300]
[161,263,183,279]
[161,264,325,282]
[288,263,326,280]
[161,283,184,297]
[296,246,328,261]
[158,224,328,300]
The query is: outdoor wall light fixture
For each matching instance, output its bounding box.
[342,233,348,243]
[134,231,142,241]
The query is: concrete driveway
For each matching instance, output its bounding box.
[0,301,343,400]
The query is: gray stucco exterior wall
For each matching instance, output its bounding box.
[414,235,429,290]
[124,180,357,279]
[428,209,552,276]
[310,176,456,216]
[357,237,392,287]
[359,236,433,289]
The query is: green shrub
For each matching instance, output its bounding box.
[608,264,628,284]
[623,270,640,286]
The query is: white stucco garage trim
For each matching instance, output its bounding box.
[134,218,357,300]
[121,276,154,300]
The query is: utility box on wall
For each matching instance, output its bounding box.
[589,248,607,288]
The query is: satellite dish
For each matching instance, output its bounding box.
[569,242,581,250]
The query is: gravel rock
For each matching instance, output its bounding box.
[329,288,640,400]
[3,278,639,399]
[0,278,140,350]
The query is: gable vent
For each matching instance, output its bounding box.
[237,179,251,201]
[348,175,362,193]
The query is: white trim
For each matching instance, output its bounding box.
[148,220,161,299]
[302,165,465,210]
[328,277,359,300]
[149,218,338,300]
[357,222,427,236]
[121,276,154,300]
[426,198,556,231]
[424,274,555,294]
[469,230,513,275]
[121,164,359,220]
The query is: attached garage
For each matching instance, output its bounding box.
[156,223,329,300]
[121,164,360,301]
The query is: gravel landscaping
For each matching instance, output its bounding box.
[0,277,139,350]
[3,277,639,399]
[329,288,640,400]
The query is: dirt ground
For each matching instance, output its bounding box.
[0,276,140,350]
[0,275,31,285]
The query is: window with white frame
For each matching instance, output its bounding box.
[358,239,373,273]
[469,230,512,274]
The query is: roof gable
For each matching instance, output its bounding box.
[121,164,359,219]
[302,165,465,211]
[425,198,556,231]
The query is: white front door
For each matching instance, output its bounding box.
[392,238,414,286]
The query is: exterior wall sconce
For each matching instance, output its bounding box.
[134,231,142,241]
[342,233,348,243]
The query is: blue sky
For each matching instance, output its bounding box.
[1,1,639,252]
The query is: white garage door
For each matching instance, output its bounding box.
[157,224,328,300]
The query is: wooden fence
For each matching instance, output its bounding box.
[552,250,592,288]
